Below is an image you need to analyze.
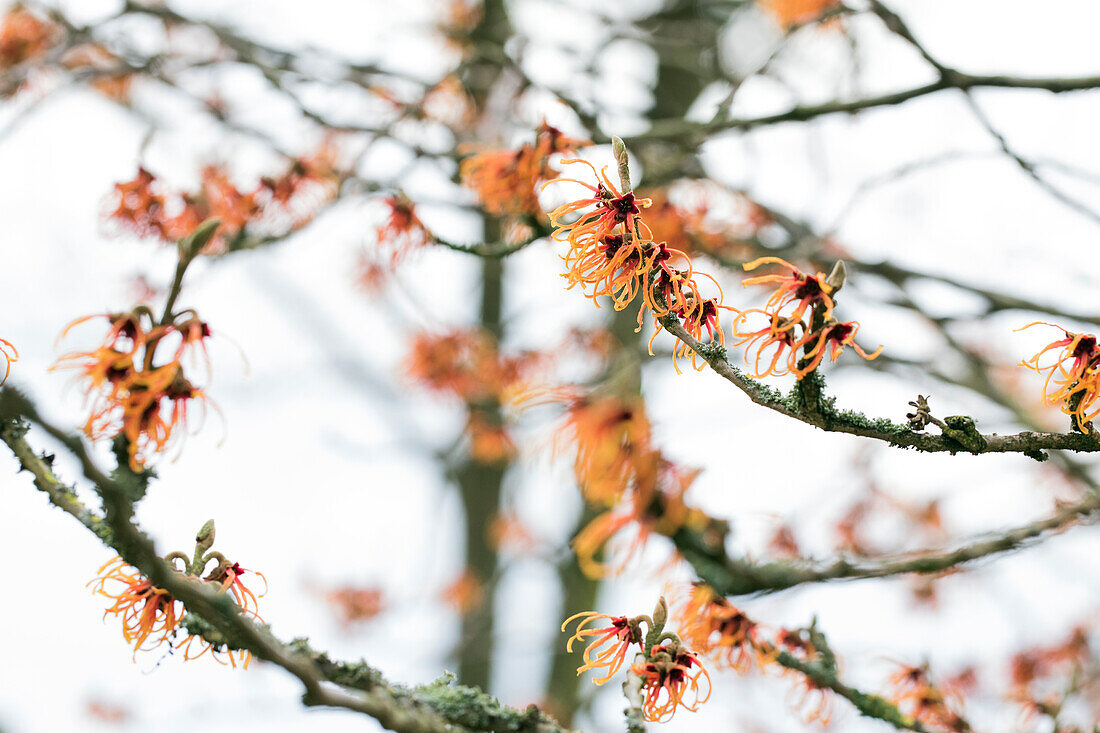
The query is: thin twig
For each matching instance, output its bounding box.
[673,489,1100,596]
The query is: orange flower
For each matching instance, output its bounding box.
[91,557,181,655]
[378,195,429,246]
[901,687,966,731]
[405,329,536,402]
[677,585,763,673]
[107,167,200,245]
[356,256,391,293]
[86,701,129,724]
[887,664,970,732]
[738,258,880,379]
[547,159,734,370]
[1018,322,1100,431]
[93,521,265,666]
[547,158,652,256]
[656,292,736,374]
[758,0,841,29]
[561,232,650,313]
[787,675,834,725]
[1009,625,1090,692]
[644,255,723,323]
[196,165,261,240]
[171,558,263,668]
[560,396,651,505]
[466,413,516,464]
[107,168,168,240]
[791,318,882,379]
[115,366,210,466]
[375,195,433,264]
[258,141,341,208]
[572,454,704,578]
[742,256,835,325]
[325,586,386,626]
[461,122,585,216]
[55,311,217,471]
[0,6,56,69]
[162,194,206,243]
[356,195,433,288]
[0,337,17,384]
[731,308,802,378]
[767,525,802,558]
[205,561,266,619]
[889,662,931,696]
[561,611,641,684]
[631,643,712,722]
[107,153,340,251]
[441,570,483,615]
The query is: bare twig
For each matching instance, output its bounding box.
[673,489,1100,596]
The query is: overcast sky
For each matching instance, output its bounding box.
[2,1,1100,732]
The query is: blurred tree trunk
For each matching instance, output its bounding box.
[645,1,722,121]
[545,504,600,722]
[453,254,506,692]
[635,2,725,182]
[452,0,511,692]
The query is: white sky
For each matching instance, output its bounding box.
[2,1,1100,732]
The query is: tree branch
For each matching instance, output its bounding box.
[632,72,1100,143]
[0,388,575,733]
[672,484,1100,596]
[656,310,1100,457]
[771,647,933,732]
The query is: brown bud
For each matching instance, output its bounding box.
[652,596,668,632]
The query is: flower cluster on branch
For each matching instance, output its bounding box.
[90,521,264,666]
[108,150,341,254]
[460,122,587,218]
[547,156,734,373]
[1019,322,1100,432]
[54,309,217,471]
[556,394,716,577]
[733,256,882,379]
[563,598,711,722]
[545,150,886,380]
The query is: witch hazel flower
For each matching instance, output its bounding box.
[561,612,641,684]
[1018,321,1100,431]
[54,308,218,471]
[737,256,881,379]
[544,140,735,373]
[562,597,711,723]
[90,521,264,667]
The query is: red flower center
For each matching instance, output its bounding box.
[792,277,825,302]
[609,193,638,222]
